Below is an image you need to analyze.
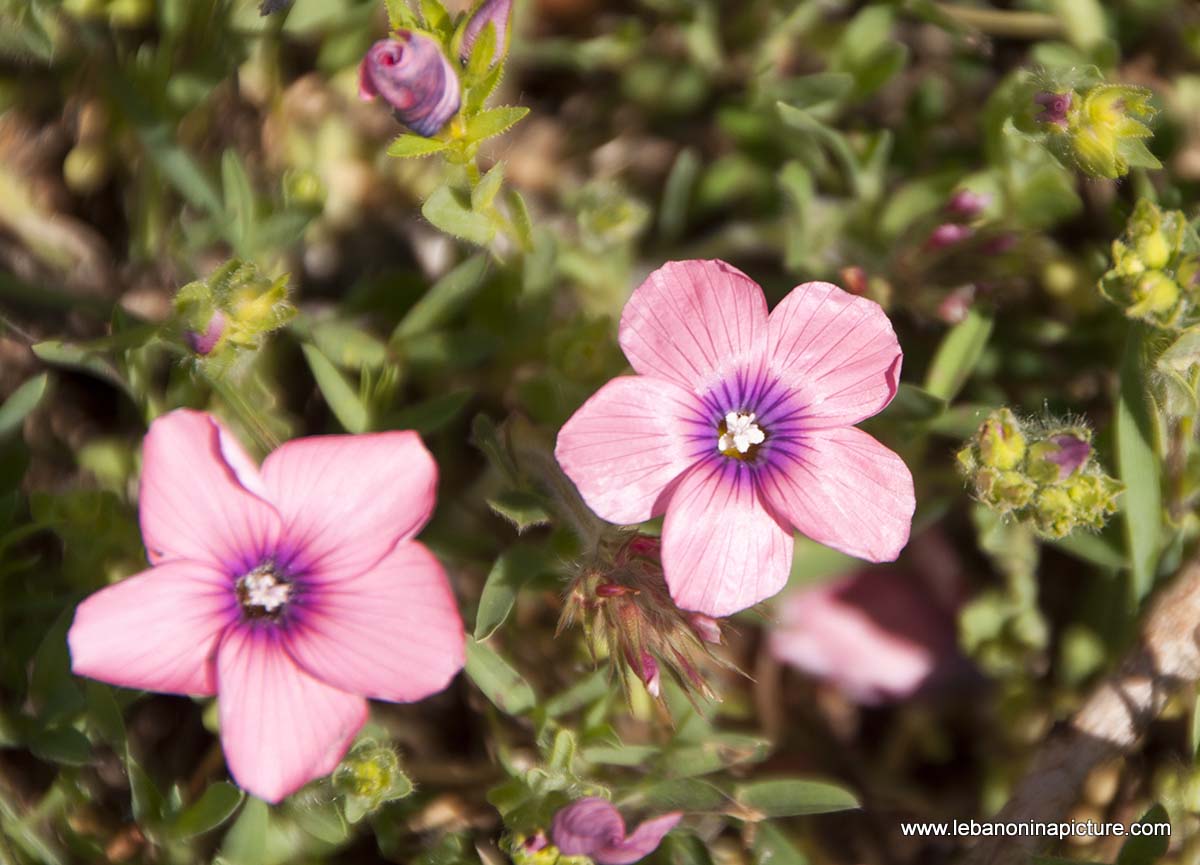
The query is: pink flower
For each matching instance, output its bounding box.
[769,568,961,705]
[67,410,465,803]
[551,798,682,865]
[359,32,460,137]
[925,222,974,250]
[460,0,512,65]
[555,260,914,616]
[945,189,990,218]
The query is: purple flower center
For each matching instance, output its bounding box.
[236,562,292,620]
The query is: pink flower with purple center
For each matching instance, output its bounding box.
[555,260,915,617]
[67,410,466,803]
[551,798,682,865]
[359,32,461,137]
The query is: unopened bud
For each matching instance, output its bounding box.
[946,189,990,218]
[460,0,513,66]
[185,310,226,356]
[1028,432,1091,483]
[978,408,1026,471]
[359,32,461,137]
[687,613,722,644]
[1034,91,1072,128]
[926,223,974,250]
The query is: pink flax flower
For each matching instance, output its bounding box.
[555,260,914,616]
[67,410,465,803]
[551,798,682,864]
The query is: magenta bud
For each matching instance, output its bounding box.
[551,798,682,865]
[637,651,660,697]
[358,33,461,137]
[945,189,990,218]
[460,0,512,65]
[186,310,226,356]
[925,222,974,250]
[523,832,549,853]
[938,285,975,325]
[687,613,722,644]
[1046,434,1091,479]
[1034,91,1072,129]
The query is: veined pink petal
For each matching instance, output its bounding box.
[68,561,235,696]
[283,541,465,703]
[139,410,281,570]
[662,460,793,616]
[596,812,683,865]
[766,281,901,427]
[619,260,768,394]
[759,426,914,564]
[555,376,710,525]
[261,431,436,581]
[216,625,367,803]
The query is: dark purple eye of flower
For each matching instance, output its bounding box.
[236,562,292,620]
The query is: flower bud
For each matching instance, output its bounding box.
[173,260,296,363]
[1068,84,1157,179]
[687,612,722,644]
[1034,91,1072,128]
[1100,200,1200,329]
[1129,271,1180,322]
[460,0,512,66]
[636,650,660,697]
[333,741,414,823]
[185,310,226,357]
[945,189,990,218]
[359,32,461,137]
[925,223,974,250]
[1028,432,1091,483]
[978,408,1026,471]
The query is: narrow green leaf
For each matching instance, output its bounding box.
[464,637,536,715]
[504,187,534,252]
[631,779,728,813]
[923,307,994,402]
[474,545,545,640]
[127,747,165,828]
[878,382,946,423]
[420,0,450,32]
[301,344,369,433]
[29,726,91,766]
[389,388,474,434]
[393,254,489,340]
[84,682,126,748]
[1115,325,1162,602]
[733,779,859,819]
[464,106,529,144]
[172,783,244,839]
[422,186,496,245]
[221,150,256,253]
[385,0,418,29]
[387,134,450,159]
[465,21,498,81]
[486,489,551,532]
[0,373,49,438]
[752,823,810,865]
[219,796,269,865]
[659,147,700,242]
[582,744,661,766]
[471,162,505,212]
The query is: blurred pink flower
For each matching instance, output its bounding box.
[945,189,991,218]
[555,260,914,616]
[925,222,974,249]
[551,798,681,864]
[460,0,512,64]
[68,410,465,802]
[359,32,460,137]
[769,568,962,705]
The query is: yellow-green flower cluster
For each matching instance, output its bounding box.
[1032,81,1159,180]
[332,740,414,823]
[1100,200,1200,330]
[173,260,296,365]
[957,409,1122,539]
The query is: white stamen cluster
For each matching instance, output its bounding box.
[239,567,291,612]
[719,411,765,455]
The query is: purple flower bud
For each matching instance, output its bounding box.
[523,832,549,853]
[358,33,461,137]
[687,612,722,644]
[637,651,660,697]
[551,798,682,865]
[1034,91,1072,129]
[186,310,226,356]
[925,223,974,250]
[945,189,990,218]
[937,285,975,325]
[460,0,512,65]
[1045,434,1091,480]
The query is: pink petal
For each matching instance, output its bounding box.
[216,625,367,803]
[619,260,768,393]
[261,431,436,581]
[283,541,465,703]
[766,281,901,427]
[662,460,793,616]
[552,798,627,856]
[555,376,710,525]
[758,426,914,564]
[139,410,281,570]
[596,812,683,865]
[68,561,235,696]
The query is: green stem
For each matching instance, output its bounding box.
[931,3,1063,39]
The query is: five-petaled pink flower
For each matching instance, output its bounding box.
[67,410,466,803]
[555,259,915,616]
[551,797,681,864]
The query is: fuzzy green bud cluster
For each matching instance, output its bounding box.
[172,260,296,364]
[1030,80,1159,179]
[332,741,414,823]
[957,409,1122,539]
[1100,200,1200,330]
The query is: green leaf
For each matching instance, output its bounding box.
[878,383,946,423]
[582,744,661,766]
[474,545,545,640]
[486,489,551,532]
[0,373,49,438]
[733,779,859,819]
[221,150,257,254]
[471,162,505,212]
[464,637,536,715]
[389,388,474,434]
[1115,803,1171,865]
[32,341,135,402]
[631,779,728,813]
[923,307,994,402]
[1116,326,1162,602]
[387,134,450,159]
[422,186,496,246]
[659,147,701,242]
[505,187,534,252]
[84,682,126,748]
[419,0,450,33]
[464,106,530,144]
[219,796,269,865]
[172,783,244,839]
[385,0,418,29]
[301,343,369,433]
[127,747,165,828]
[29,726,91,766]
[393,254,490,340]
[752,823,810,865]
[465,21,498,80]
